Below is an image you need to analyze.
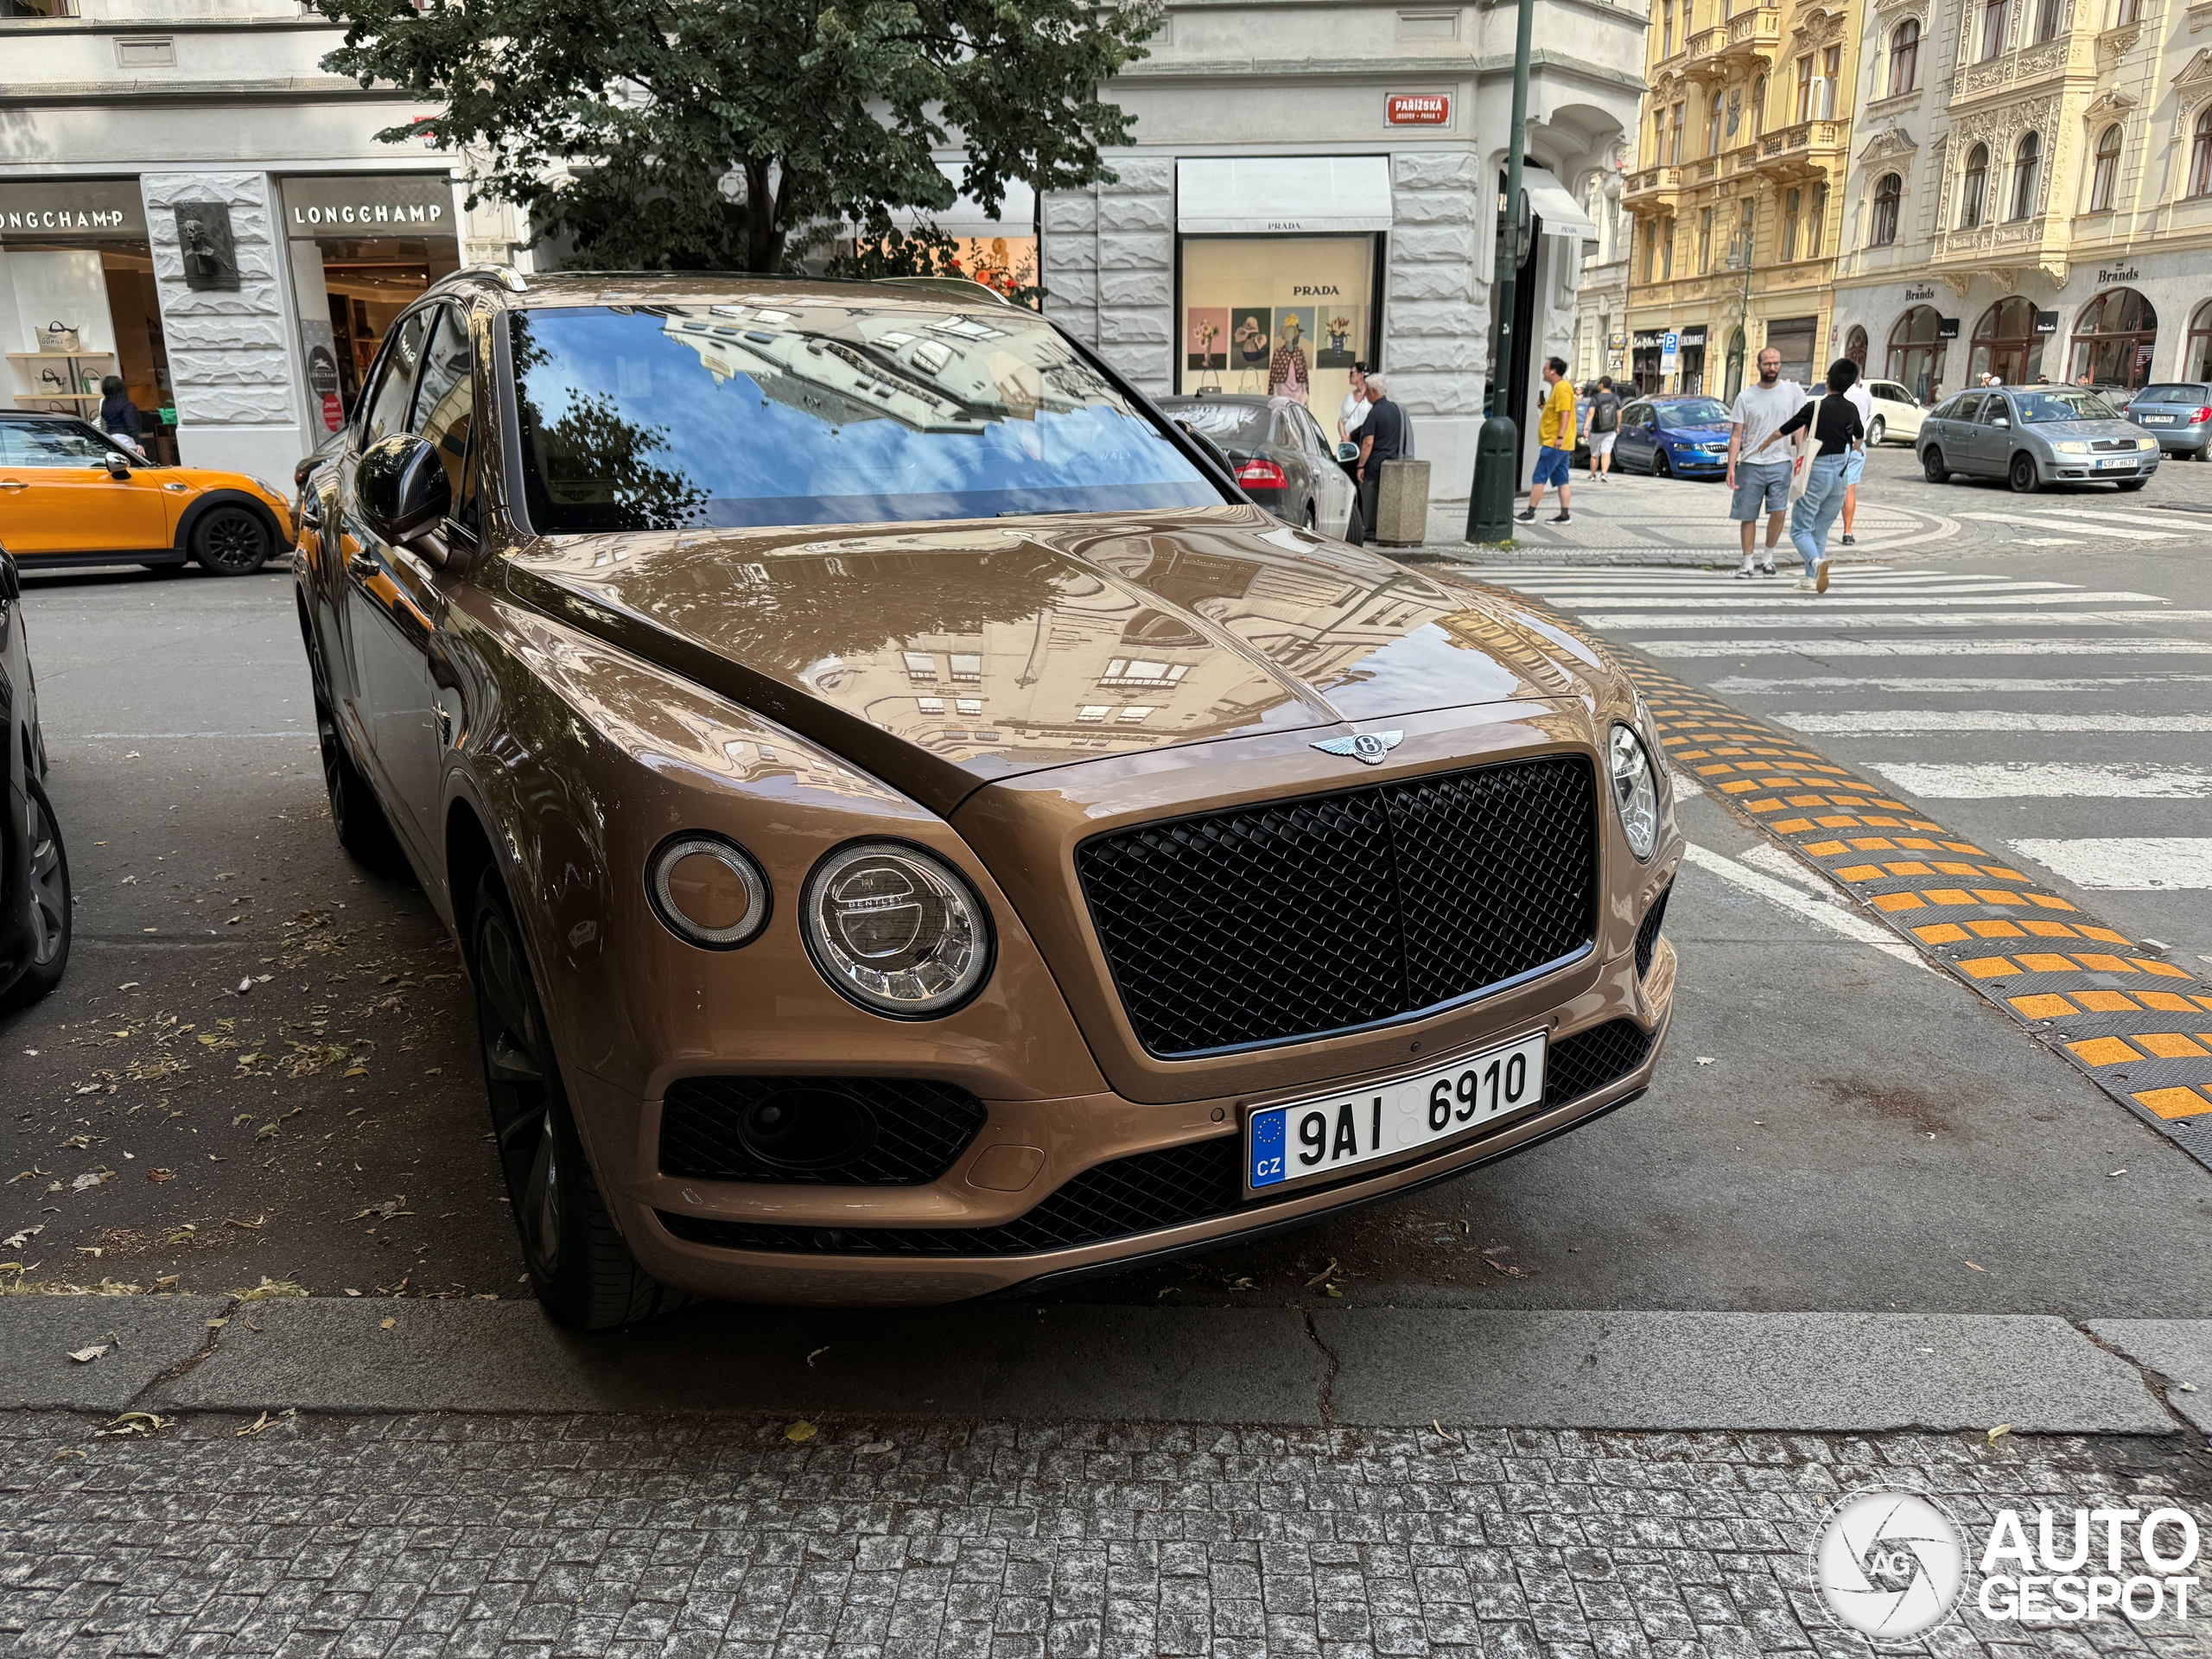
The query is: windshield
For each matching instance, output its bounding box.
[1160,401,1272,445]
[2133,385,2208,404]
[2013,390,2120,423]
[509,303,1224,532]
[1662,399,1731,426]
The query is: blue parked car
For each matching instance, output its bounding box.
[1614,395,1734,480]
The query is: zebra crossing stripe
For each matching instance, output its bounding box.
[1437,569,2212,1167]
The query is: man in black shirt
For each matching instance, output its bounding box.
[1356,372,1405,537]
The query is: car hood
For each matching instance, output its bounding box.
[1663,424,1731,442]
[501,505,1602,816]
[2024,419,2148,442]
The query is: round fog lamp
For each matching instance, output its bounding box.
[1610,725,1659,861]
[802,842,992,1017]
[647,835,769,949]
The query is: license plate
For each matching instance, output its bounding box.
[2094,456,2137,470]
[1245,1032,1548,1196]
[2145,416,2176,424]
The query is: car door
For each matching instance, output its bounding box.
[1968,393,2017,475]
[1293,404,1357,537]
[0,420,170,557]
[1929,395,1979,468]
[1617,404,1651,471]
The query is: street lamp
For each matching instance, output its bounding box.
[1465,0,1538,543]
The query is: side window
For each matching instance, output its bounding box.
[361,310,431,448]
[7,422,115,466]
[1980,396,2012,425]
[410,305,476,524]
[1944,396,1979,423]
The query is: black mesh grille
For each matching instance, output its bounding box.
[1635,882,1672,979]
[658,1077,986,1185]
[1074,755,1599,1056]
[656,1017,1656,1258]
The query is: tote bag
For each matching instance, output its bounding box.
[1786,396,1820,505]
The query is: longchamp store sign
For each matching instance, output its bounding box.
[0,181,148,239]
[283,175,454,237]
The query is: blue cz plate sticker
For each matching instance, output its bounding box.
[1246,1031,1548,1194]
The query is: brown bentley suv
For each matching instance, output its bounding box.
[294,269,1680,1327]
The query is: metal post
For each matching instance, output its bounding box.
[1465,0,1537,543]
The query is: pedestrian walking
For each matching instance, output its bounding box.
[1586,375,1622,480]
[97,374,145,459]
[1838,369,1873,545]
[1354,370,1404,536]
[1725,346,1798,576]
[1518,357,1576,525]
[1776,358,1866,596]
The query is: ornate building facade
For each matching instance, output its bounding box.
[1620,0,1866,397]
[1832,0,2212,397]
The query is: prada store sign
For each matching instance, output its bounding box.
[283,175,455,239]
[0,181,148,239]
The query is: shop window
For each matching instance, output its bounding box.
[2069,287,2157,389]
[1961,145,1989,227]
[1888,20,1920,95]
[2089,124,2122,211]
[2186,301,2212,379]
[1887,305,1948,404]
[1871,175,1902,246]
[1178,235,1377,430]
[1968,296,2044,384]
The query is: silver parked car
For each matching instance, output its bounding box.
[1916,386,2161,494]
[2120,382,2212,461]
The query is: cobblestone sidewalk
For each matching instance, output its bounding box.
[3,1412,2209,1659]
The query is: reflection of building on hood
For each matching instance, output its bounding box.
[659,305,1112,435]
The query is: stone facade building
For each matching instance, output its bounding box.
[1621,0,1867,397]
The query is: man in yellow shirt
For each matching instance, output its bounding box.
[1518,356,1576,524]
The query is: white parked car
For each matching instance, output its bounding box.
[1864,378,1926,445]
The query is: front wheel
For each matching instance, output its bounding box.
[1868,416,1885,446]
[307,627,405,873]
[1344,503,1365,545]
[2115,477,2148,492]
[472,872,680,1330]
[1922,448,1950,484]
[1653,448,1675,479]
[1,774,70,1014]
[190,504,272,575]
[2008,453,2039,494]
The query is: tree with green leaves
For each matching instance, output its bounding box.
[317,0,1162,276]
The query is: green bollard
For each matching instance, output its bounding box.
[1465,414,1520,543]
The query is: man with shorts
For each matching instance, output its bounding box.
[1518,356,1576,524]
[1586,376,1621,480]
[1726,346,1800,577]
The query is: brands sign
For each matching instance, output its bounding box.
[282,175,454,238]
[1386,93,1452,126]
[0,181,147,239]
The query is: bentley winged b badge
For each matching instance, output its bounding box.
[1313,730,1404,766]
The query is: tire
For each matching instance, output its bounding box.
[471,870,680,1330]
[1344,504,1365,545]
[2115,477,2148,492]
[1303,500,1317,531]
[2008,453,2039,494]
[1922,448,1950,484]
[1868,416,1885,446]
[307,623,406,873]
[189,503,271,576]
[1653,448,1674,479]
[0,773,70,1014]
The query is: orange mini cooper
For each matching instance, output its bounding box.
[294,269,1681,1327]
[0,411,291,575]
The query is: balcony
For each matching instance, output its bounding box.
[1750,118,1847,181]
[1680,8,1779,80]
[1932,213,2070,276]
[1622,165,1684,207]
[1949,32,2090,106]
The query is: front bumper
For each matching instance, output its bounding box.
[2046,454,2159,482]
[597,933,1676,1306]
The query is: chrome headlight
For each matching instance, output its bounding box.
[2139,437,2159,450]
[2053,441,2088,454]
[802,842,992,1017]
[647,834,770,949]
[1610,725,1659,861]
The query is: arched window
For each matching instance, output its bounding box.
[1888,304,1949,403]
[1846,325,1870,372]
[1871,174,1903,245]
[2069,287,2158,389]
[2010,131,2041,219]
[1888,19,1921,95]
[1970,296,2045,385]
[2191,108,2212,198]
[2089,124,2121,212]
[1751,74,1768,137]
[1960,143,1989,227]
[1980,0,2010,59]
[2187,300,2212,380]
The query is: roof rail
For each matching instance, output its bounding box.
[437,264,530,295]
[876,275,1010,305]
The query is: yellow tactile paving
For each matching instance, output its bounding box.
[2138,991,2200,1014]
[2075,990,2142,1013]
[1872,893,1925,912]
[1967,920,2025,938]
[2138,1088,2212,1120]
[1923,888,1976,906]
[2010,994,2077,1019]
[2019,921,2079,939]
[2137,1033,2212,1059]
[1962,958,2020,979]
[2069,1037,2144,1066]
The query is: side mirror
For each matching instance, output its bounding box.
[1337,442,1360,462]
[1993,417,2010,429]
[104,452,130,479]
[357,434,451,548]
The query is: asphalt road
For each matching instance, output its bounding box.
[4,480,2209,1329]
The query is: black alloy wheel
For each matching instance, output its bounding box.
[305,625,404,871]
[470,871,678,1330]
[191,504,270,575]
[1923,448,1949,484]
[2008,453,2039,494]
[1,775,70,1013]
[1653,448,1674,478]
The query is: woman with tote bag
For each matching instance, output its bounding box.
[1776,359,1865,594]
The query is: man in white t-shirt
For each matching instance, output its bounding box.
[1726,346,1803,577]
[1840,372,1875,546]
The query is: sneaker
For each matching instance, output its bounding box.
[1515,508,1536,522]
[1733,566,1754,580]
[1795,577,1816,592]
[1815,558,1831,594]
[1840,533,1856,545]
[1758,563,1777,577]
[1552,512,1572,524]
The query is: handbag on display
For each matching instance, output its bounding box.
[41,321,83,353]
